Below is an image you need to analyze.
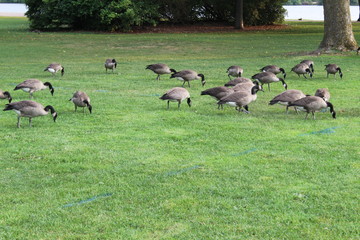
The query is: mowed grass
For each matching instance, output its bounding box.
[0,17,359,239]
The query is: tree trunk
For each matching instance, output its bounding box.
[318,0,358,51]
[358,0,360,22]
[235,0,244,29]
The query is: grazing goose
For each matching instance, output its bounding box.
[251,72,287,91]
[105,59,117,72]
[269,89,307,113]
[14,79,54,98]
[170,70,205,87]
[325,64,343,79]
[232,81,262,92]
[160,87,191,109]
[226,65,243,79]
[314,88,330,101]
[288,96,336,120]
[3,100,57,128]
[146,63,176,80]
[217,85,262,113]
[201,86,234,109]
[0,90,12,103]
[300,60,314,73]
[224,77,252,87]
[44,63,64,76]
[260,65,286,79]
[291,63,313,78]
[69,91,92,113]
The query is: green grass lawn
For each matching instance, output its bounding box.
[0,17,359,239]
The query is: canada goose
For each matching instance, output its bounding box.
[288,96,336,120]
[314,88,330,101]
[260,65,286,79]
[251,72,287,91]
[201,86,234,109]
[232,81,262,92]
[0,90,12,103]
[44,63,64,76]
[269,89,307,113]
[146,63,176,80]
[160,87,191,109]
[291,63,313,78]
[300,60,314,73]
[3,100,57,128]
[357,47,360,55]
[217,85,262,113]
[170,70,205,87]
[325,64,343,79]
[105,59,117,72]
[14,79,54,98]
[69,91,92,113]
[224,77,252,87]
[226,66,243,79]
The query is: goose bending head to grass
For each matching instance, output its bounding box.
[146,63,176,80]
[0,90,12,103]
[3,100,57,128]
[226,65,243,79]
[14,79,54,98]
[314,88,330,101]
[288,96,336,120]
[105,59,117,72]
[69,91,92,113]
[224,77,252,87]
[44,63,64,76]
[251,72,287,91]
[325,64,343,79]
[160,87,191,109]
[291,63,313,78]
[300,60,314,73]
[170,70,205,87]
[260,65,286,79]
[269,89,307,114]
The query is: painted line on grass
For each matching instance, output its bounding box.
[299,126,341,136]
[62,193,113,208]
[165,165,202,176]
[94,89,110,93]
[231,148,257,157]
[139,93,161,97]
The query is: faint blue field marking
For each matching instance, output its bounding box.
[299,126,341,136]
[231,148,257,157]
[62,193,113,208]
[165,165,202,176]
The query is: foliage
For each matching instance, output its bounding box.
[25,0,287,31]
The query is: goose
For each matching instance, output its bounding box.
[3,100,57,128]
[269,89,307,113]
[170,70,205,87]
[217,85,262,113]
[14,79,54,98]
[159,87,191,109]
[314,88,330,101]
[0,90,12,103]
[291,63,313,78]
[251,72,287,91]
[288,96,336,120]
[69,91,92,113]
[226,66,243,79]
[325,64,343,79]
[201,86,234,109]
[44,63,64,76]
[300,60,314,73]
[260,65,286,79]
[224,77,252,87]
[105,59,117,72]
[146,63,176,80]
[232,81,262,92]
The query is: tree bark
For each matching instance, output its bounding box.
[358,0,360,22]
[235,0,244,29]
[318,0,358,51]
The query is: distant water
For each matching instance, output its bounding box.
[284,5,359,21]
[0,4,359,21]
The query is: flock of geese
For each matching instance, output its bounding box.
[154,60,339,120]
[0,58,342,128]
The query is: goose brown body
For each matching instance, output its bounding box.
[14,79,54,98]
[269,89,306,113]
[314,88,330,101]
[3,100,57,127]
[69,91,92,113]
[0,90,12,103]
[251,72,287,91]
[105,59,117,72]
[170,70,205,87]
[325,64,343,79]
[291,63,313,78]
[288,96,336,119]
[300,60,314,73]
[146,63,176,80]
[260,65,286,79]
[44,63,64,76]
[226,65,243,79]
[160,87,191,109]
[224,77,252,87]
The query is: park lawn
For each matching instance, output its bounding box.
[0,17,359,239]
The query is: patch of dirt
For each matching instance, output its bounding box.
[131,23,290,34]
